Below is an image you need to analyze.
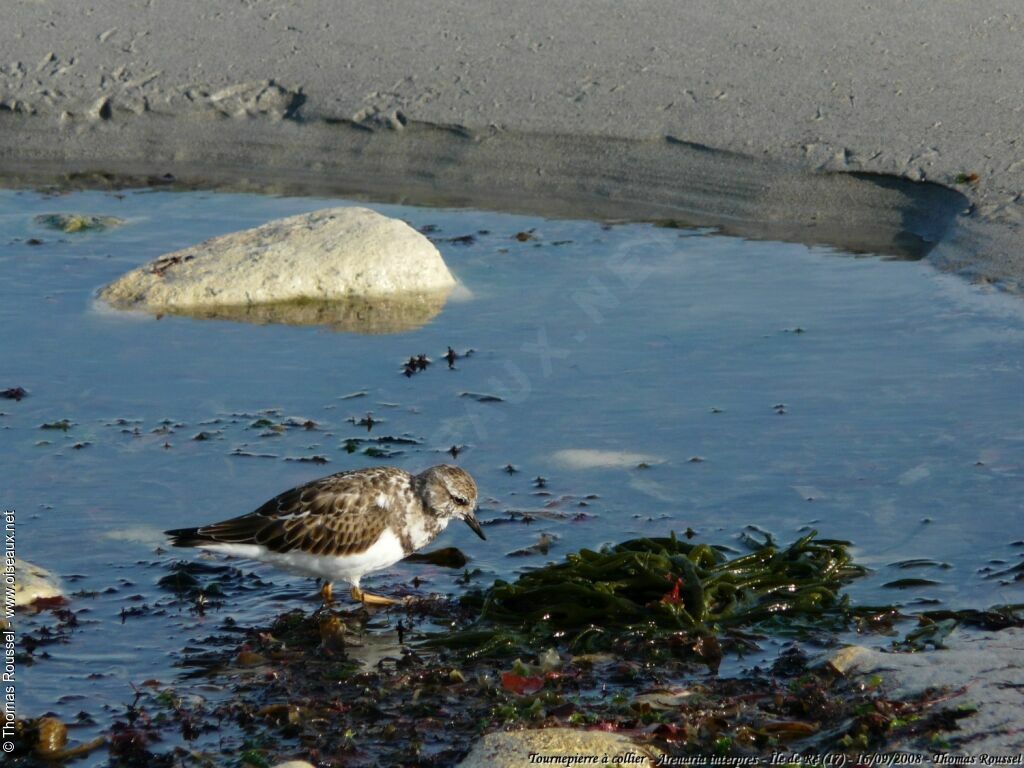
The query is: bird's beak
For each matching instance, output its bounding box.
[465,511,486,540]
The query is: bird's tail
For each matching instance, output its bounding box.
[164,527,213,548]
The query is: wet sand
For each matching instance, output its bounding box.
[2,2,1022,284]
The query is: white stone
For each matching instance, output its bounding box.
[830,629,1024,753]
[456,729,659,768]
[14,558,63,607]
[99,207,455,332]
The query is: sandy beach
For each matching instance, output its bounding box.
[1,0,1022,285]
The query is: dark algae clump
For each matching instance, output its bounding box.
[436,531,867,658]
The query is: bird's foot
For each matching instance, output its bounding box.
[350,585,402,607]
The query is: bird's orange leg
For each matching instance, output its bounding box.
[350,585,400,606]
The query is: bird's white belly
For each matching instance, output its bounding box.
[197,528,407,587]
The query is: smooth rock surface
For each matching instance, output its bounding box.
[456,729,658,768]
[99,207,455,331]
[831,628,1024,753]
[14,558,63,607]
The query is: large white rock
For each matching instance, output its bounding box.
[99,207,456,333]
[14,559,63,607]
[456,729,659,768]
[831,629,1024,753]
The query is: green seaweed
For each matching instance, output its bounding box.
[39,419,73,431]
[897,618,958,651]
[918,603,1024,630]
[426,531,867,653]
[34,213,125,233]
[403,546,469,568]
[883,578,940,589]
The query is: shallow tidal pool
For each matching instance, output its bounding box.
[2,188,1023,745]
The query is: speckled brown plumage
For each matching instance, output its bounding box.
[166,465,482,567]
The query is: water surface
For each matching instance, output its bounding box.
[2,188,1022,737]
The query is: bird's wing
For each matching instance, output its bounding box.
[194,470,401,556]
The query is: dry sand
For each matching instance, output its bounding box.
[1,1,1022,282]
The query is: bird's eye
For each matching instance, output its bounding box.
[452,496,469,506]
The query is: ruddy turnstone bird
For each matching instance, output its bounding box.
[165,465,483,605]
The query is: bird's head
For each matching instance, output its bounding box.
[417,464,485,539]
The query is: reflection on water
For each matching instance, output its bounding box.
[1,187,1023,744]
[99,289,454,334]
